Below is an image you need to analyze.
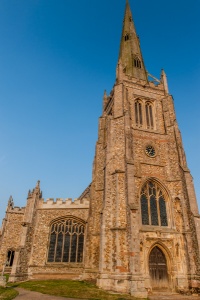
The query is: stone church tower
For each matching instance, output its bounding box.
[0,1,200,298]
[84,0,200,297]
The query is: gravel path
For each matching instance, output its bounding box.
[14,288,82,300]
[12,288,200,300]
[148,292,200,299]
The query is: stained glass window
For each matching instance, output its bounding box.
[140,181,168,227]
[47,218,85,263]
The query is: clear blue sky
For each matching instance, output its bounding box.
[0,0,199,224]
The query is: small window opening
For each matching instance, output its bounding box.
[134,58,141,69]
[7,250,15,267]
[125,34,129,41]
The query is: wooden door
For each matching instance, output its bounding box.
[149,246,169,290]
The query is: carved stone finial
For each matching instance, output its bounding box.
[8,196,13,207]
[36,180,40,188]
[161,69,169,94]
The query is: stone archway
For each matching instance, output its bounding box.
[149,246,169,290]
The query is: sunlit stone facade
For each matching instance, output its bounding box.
[0,1,200,298]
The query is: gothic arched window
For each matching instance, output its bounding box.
[135,100,143,127]
[47,218,85,263]
[145,102,154,129]
[140,181,168,227]
[134,57,141,69]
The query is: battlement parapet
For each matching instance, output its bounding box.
[7,206,25,214]
[148,81,164,90]
[38,198,89,209]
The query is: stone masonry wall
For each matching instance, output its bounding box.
[0,208,24,271]
[28,199,89,280]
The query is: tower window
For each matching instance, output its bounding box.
[7,250,15,267]
[134,58,141,69]
[145,102,154,129]
[47,218,85,263]
[140,181,168,227]
[135,100,143,127]
[125,34,129,41]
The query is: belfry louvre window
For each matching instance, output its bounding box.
[135,100,143,127]
[145,102,154,129]
[140,181,168,226]
[47,218,85,263]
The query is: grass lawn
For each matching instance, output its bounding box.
[0,287,18,300]
[10,280,147,300]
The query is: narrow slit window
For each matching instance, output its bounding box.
[7,250,15,267]
[125,34,129,41]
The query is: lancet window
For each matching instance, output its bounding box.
[134,99,155,130]
[47,218,85,263]
[140,181,168,227]
[145,102,154,129]
[134,57,141,68]
[135,100,143,127]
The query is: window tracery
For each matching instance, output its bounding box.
[47,218,85,263]
[134,99,155,130]
[140,181,168,227]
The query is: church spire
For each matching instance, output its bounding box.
[117,0,147,81]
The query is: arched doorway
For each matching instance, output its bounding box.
[149,246,169,290]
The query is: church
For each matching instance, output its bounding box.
[0,1,200,298]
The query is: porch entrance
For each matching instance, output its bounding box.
[149,246,169,290]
